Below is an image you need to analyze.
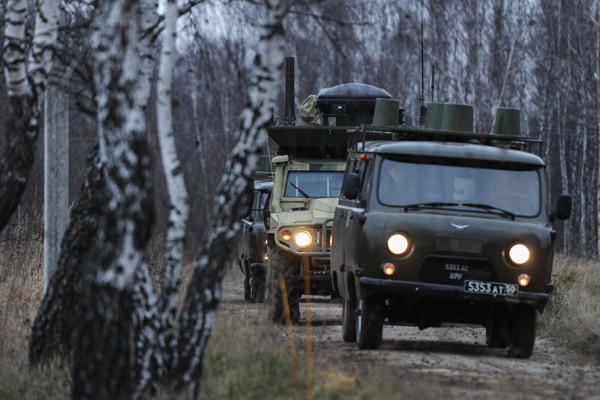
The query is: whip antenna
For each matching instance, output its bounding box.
[418,0,427,127]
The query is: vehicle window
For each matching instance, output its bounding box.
[253,189,270,222]
[284,171,344,198]
[377,159,541,216]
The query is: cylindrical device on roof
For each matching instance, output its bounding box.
[372,98,401,126]
[425,102,473,133]
[284,57,296,126]
[493,107,521,136]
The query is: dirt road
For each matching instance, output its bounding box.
[220,273,600,399]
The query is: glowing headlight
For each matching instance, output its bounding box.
[509,243,530,265]
[518,273,530,287]
[281,230,292,241]
[382,263,396,276]
[387,233,409,255]
[294,231,312,248]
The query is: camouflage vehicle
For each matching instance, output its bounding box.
[331,101,572,357]
[265,57,394,324]
[240,177,273,303]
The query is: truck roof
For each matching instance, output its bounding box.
[357,140,545,166]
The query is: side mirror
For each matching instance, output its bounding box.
[260,207,270,225]
[343,172,360,200]
[242,206,252,219]
[554,193,572,220]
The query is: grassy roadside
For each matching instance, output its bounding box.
[1,232,599,398]
[538,255,600,358]
[0,237,407,399]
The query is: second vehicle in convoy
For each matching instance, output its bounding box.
[264,57,394,324]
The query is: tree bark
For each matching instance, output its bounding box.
[72,1,155,398]
[165,0,288,397]
[0,0,60,230]
[29,146,105,366]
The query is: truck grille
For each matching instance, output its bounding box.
[417,256,495,285]
[325,228,332,251]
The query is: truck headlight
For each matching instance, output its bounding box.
[387,233,409,255]
[294,230,312,248]
[281,230,292,241]
[508,243,530,265]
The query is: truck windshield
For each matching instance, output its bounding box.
[284,171,344,198]
[378,159,541,217]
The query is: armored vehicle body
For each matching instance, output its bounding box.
[331,102,572,357]
[265,58,394,324]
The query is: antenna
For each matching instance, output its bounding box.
[431,64,435,102]
[418,0,427,127]
[283,57,296,126]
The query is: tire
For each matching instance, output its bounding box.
[356,296,384,350]
[267,243,300,324]
[242,260,251,301]
[342,296,357,343]
[507,305,537,358]
[249,266,266,303]
[486,312,508,349]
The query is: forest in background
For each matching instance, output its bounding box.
[0,0,598,255]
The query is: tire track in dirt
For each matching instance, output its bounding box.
[221,277,600,399]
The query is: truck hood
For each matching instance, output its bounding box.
[274,198,338,225]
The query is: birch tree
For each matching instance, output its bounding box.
[0,0,60,230]
[165,0,288,395]
[29,0,288,398]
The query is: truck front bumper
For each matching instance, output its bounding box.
[359,276,549,308]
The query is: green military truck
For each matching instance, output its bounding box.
[239,178,273,303]
[331,101,572,357]
[265,58,394,324]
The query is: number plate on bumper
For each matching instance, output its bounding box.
[464,280,519,296]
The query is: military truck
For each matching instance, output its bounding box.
[265,57,394,324]
[331,100,572,357]
[240,176,273,303]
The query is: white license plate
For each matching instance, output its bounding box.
[464,280,519,296]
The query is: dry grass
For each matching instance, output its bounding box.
[1,225,599,398]
[0,234,71,400]
[539,254,600,357]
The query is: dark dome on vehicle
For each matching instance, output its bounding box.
[316,83,393,126]
[317,83,392,101]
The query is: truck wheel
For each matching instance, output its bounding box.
[242,260,251,301]
[249,265,266,303]
[356,297,384,349]
[342,296,357,343]
[507,305,537,358]
[267,243,300,324]
[486,312,508,348]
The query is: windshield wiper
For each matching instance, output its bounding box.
[402,202,461,211]
[462,203,516,219]
[289,182,311,198]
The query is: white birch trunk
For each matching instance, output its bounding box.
[155,0,190,382]
[167,0,289,397]
[74,2,156,399]
[0,0,60,229]
[4,0,29,97]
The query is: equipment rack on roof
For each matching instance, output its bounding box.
[349,124,544,157]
